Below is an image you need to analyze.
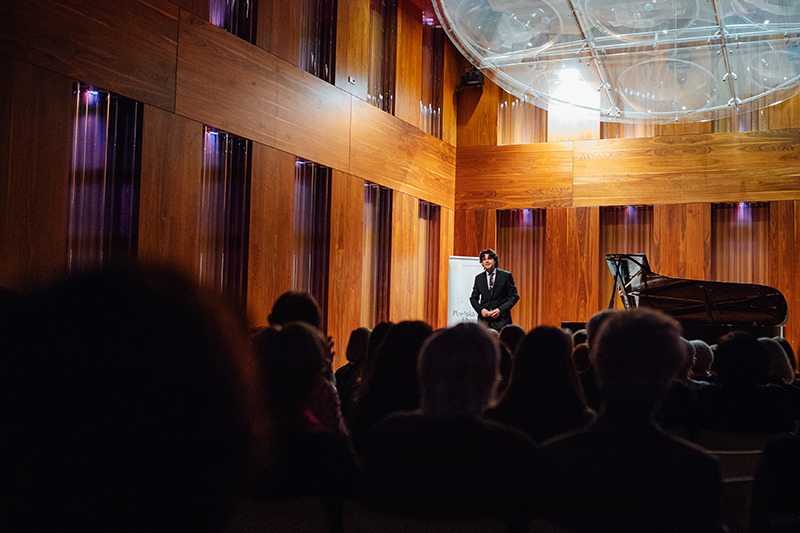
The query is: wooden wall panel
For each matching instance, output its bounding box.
[543,207,600,327]
[681,131,800,203]
[138,105,203,280]
[572,131,800,207]
[335,0,370,100]
[395,0,422,128]
[652,203,711,280]
[437,207,455,328]
[442,39,461,146]
[350,98,456,209]
[328,171,365,370]
[456,77,499,147]
[390,190,421,321]
[246,144,296,327]
[0,0,179,111]
[765,93,800,130]
[454,209,496,257]
[247,143,295,326]
[456,143,574,210]
[176,10,278,146]
[180,0,209,20]
[257,0,304,67]
[0,57,73,290]
[573,136,686,206]
[770,201,798,362]
[274,62,352,172]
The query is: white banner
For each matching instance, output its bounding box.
[447,256,484,327]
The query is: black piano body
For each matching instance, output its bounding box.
[603,253,788,344]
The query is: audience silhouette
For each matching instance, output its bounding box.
[534,308,724,533]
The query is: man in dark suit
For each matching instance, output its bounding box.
[469,249,520,331]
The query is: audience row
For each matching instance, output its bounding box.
[2,265,798,532]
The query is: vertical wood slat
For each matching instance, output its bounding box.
[256,0,304,67]
[0,56,73,290]
[437,207,455,328]
[328,171,365,370]
[138,105,203,281]
[543,207,600,327]
[390,190,421,321]
[652,203,711,280]
[770,201,798,366]
[456,76,499,147]
[441,39,461,147]
[394,0,422,128]
[246,144,296,327]
[335,0,370,100]
[454,209,497,257]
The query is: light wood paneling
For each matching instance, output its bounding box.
[437,207,455,328]
[335,0,370,100]
[257,0,304,67]
[350,97,456,209]
[328,171,365,370]
[543,207,600,327]
[138,105,203,280]
[0,56,72,290]
[652,203,711,280]
[176,10,278,145]
[456,143,574,210]
[573,136,686,206]
[246,144,296,327]
[395,0,422,128]
[681,131,800,203]
[390,190,421,321]
[573,131,800,207]
[274,61,352,172]
[454,209,496,257]
[456,75,499,147]
[766,94,800,130]
[442,39,461,147]
[0,0,179,111]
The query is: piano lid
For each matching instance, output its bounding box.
[605,253,788,326]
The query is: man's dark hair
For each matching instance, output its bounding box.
[268,291,322,329]
[479,248,499,268]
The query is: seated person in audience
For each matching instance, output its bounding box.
[690,339,716,385]
[774,337,796,377]
[252,323,358,503]
[750,432,800,533]
[499,324,526,356]
[534,309,724,533]
[489,326,594,443]
[572,328,588,347]
[657,338,702,440]
[349,320,432,452]
[696,331,795,434]
[359,323,535,523]
[335,327,371,429]
[759,337,800,423]
[268,291,348,438]
[573,310,618,411]
[3,266,263,532]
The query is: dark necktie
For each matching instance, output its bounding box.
[489,272,495,292]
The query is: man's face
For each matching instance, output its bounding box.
[481,254,496,271]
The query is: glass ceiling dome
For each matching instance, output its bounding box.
[433,0,800,122]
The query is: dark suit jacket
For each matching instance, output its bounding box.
[469,268,520,331]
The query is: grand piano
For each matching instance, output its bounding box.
[604,253,788,343]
